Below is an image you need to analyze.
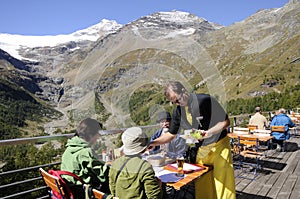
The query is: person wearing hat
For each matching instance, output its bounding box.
[61,118,110,198]
[249,106,268,129]
[150,111,188,159]
[109,127,162,199]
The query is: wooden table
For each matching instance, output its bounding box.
[155,164,211,190]
[228,131,274,157]
[228,131,273,142]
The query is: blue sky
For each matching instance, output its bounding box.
[1,0,289,36]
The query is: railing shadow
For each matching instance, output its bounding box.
[235,141,299,172]
[260,159,287,171]
[233,157,287,174]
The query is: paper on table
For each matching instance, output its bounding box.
[253,133,270,137]
[155,169,175,177]
[156,168,184,183]
[233,131,248,134]
[167,163,204,173]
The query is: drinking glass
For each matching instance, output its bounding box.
[176,155,184,177]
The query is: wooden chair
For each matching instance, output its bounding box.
[237,135,264,180]
[92,189,106,199]
[82,184,115,199]
[247,124,258,132]
[92,188,116,199]
[271,125,286,132]
[271,125,286,151]
[39,168,66,199]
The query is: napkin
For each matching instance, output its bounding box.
[158,173,185,183]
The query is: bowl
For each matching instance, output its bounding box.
[146,154,166,166]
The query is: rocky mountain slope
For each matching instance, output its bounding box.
[198,0,300,98]
[0,0,299,133]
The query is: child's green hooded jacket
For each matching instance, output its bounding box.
[61,136,110,192]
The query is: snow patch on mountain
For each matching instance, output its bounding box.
[166,28,196,37]
[157,11,202,23]
[0,19,122,60]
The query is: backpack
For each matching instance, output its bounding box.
[48,170,85,199]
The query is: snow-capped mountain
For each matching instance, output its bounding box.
[0,11,219,61]
[0,0,299,132]
[127,11,222,40]
[144,11,223,30]
[0,10,222,118]
[0,19,122,60]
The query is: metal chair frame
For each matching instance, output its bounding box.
[236,136,264,180]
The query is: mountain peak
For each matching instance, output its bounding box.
[138,10,208,26]
[71,19,122,38]
[125,10,222,39]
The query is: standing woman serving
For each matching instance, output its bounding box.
[150,81,236,199]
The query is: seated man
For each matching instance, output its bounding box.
[270,108,295,151]
[249,106,268,129]
[109,127,162,199]
[150,111,188,159]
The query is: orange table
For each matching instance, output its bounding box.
[160,164,211,190]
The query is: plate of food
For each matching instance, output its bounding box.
[181,129,213,144]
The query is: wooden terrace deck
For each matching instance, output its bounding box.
[234,133,300,199]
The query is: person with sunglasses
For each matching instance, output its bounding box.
[149,81,236,199]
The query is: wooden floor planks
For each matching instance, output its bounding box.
[235,135,300,199]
